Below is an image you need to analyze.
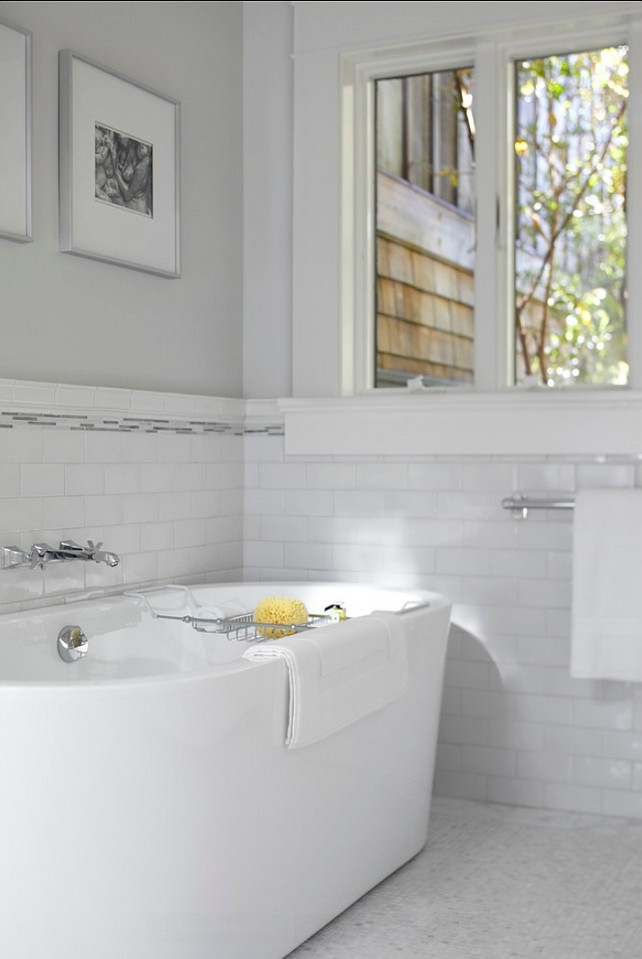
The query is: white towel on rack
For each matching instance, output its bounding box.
[242,612,408,748]
[571,488,642,681]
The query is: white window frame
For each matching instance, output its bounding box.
[340,15,642,396]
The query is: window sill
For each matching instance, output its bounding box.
[279,390,642,457]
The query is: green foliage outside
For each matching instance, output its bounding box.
[514,47,629,386]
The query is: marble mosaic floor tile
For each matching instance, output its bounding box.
[286,797,642,959]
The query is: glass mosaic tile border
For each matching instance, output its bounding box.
[0,410,243,434]
[0,380,284,435]
[0,410,285,435]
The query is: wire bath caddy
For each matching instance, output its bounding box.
[124,585,336,642]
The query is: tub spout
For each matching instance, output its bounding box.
[54,540,120,568]
[91,549,120,568]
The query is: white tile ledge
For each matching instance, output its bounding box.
[4,380,639,452]
[0,378,247,434]
[279,391,642,456]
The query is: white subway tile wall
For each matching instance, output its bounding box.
[245,434,642,820]
[2,395,642,821]
[0,424,243,609]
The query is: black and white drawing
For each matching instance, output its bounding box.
[0,21,31,241]
[60,49,180,277]
[95,123,153,217]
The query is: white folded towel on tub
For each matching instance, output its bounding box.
[571,488,642,681]
[242,612,408,748]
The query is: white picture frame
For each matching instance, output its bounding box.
[59,50,181,278]
[0,20,31,242]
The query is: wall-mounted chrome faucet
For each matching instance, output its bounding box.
[1,539,120,570]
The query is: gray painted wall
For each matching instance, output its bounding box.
[0,1,243,397]
[243,1,293,399]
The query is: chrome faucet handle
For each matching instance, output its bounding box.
[30,543,50,569]
[59,539,85,552]
[1,545,31,569]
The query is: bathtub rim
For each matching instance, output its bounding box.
[0,580,451,693]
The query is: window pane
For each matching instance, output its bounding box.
[374,68,476,388]
[514,47,628,387]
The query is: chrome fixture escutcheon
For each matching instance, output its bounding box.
[57,625,88,663]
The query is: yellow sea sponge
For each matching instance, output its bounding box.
[254,596,308,639]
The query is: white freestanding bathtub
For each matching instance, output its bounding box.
[0,581,450,959]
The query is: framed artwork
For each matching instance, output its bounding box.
[59,50,181,277]
[0,20,31,242]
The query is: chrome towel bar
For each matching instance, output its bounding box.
[501,495,575,519]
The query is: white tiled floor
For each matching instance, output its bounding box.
[286,798,642,958]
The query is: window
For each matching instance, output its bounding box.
[513,47,628,387]
[375,68,476,388]
[344,18,639,394]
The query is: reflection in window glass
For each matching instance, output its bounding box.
[375,68,476,388]
[514,47,629,386]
